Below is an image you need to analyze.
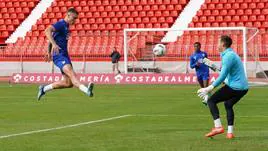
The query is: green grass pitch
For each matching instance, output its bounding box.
[0,84,268,151]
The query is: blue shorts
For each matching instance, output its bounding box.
[197,73,209,81]
[53,55,72,74]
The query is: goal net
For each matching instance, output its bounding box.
[123,27,267,81]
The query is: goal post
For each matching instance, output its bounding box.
[123,27,262,79]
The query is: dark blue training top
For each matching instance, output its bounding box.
[52,19,70,57]
[190,50,209,77]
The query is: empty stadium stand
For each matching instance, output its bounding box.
[0,0,39,44]
[0,0,267,61]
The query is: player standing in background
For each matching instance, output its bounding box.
[190,42,210,104]
[110,47,121,74]
[37,8,94,100]
[197,35,248,139]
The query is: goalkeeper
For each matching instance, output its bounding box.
[190,42,210,104]
[197,35,248,139]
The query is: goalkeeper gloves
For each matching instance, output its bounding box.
[197,85,214,105]
[197,85,214,94]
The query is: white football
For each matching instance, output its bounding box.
[153,44,166,57]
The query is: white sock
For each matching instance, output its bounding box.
[43,84,53,93]
[79,85,88,94]
[214,118,222,128]
[227,125,233,134]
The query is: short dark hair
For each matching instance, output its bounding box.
[220,35,232,48]
[67,8,78,15]
[194,42,201,46]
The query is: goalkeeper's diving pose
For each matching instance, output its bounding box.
[190,42,210,104]
[197,35,248,139]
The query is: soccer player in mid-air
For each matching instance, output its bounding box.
[190,42,210,104]
[197,35,248,139]
[37,8,94,100]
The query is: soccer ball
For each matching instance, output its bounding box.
[153,44,166,57]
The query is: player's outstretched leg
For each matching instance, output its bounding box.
[37,85,46,101]
[62,64,94,97]
[87,83,94,97]
[37,75,73,101]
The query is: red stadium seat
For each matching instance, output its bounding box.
[262,21,268,27]
[101,12,107,17]
[240,3,248,9]
[199,16,207,22]
[136,5,143,11]
[8,8,15,13]
[155,0,163,4]
[148,0,155,4]
[127,18,134,23]
[96,18,103,24]
[142,17,150,23]
[163,0,171,4]
[139,11,146,17]
[150,17,157,23]
[155,11,162,17]
[93,12,100,17]
[22,8,30,13]
[123,11,131,17]
[108,12,115,17]
[124,0,132,5]
[82,6,89,12]
[253,9,261,15]
[140,0,147,5]
[138,23,145,28]
[111,18,118,23]
[80,1,87,6]
[128,5,135,11]
[95,1,102,6]
[151,5,158,10]
[133,0,139,5]
[142,5,150,11]
[253,21,261,28]
[98,24,106,30]
[236,9,244,15]
[258,15,265,21]
[113,6,120,11]
[166,5,174,11]
[116,12,123,17]
[170,11,178,16]
[166,17,174,23]
[134,17,142,23]
[159,5,166,10]
[232,15,240,22]
[162,11,170,17]
[262,9,268,15]
[114,24,121,30]
[212,10,219,15]
[5,19,12,25]
[220,10,227,16]
[121,5,128,11]
[0,2,5,7]
[118,0,125,5]
[131,11,139,17]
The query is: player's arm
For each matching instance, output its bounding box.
[211,54,232,87]
[197,55,232,98]
[45,25,60,55]
[190,56,198,69]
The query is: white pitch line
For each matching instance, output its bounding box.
[0,115,131,139]
[133,114,268,118]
